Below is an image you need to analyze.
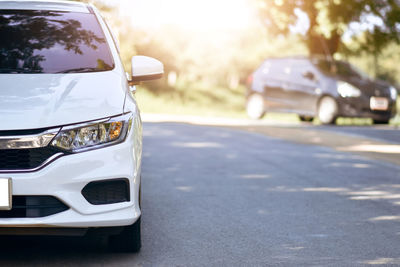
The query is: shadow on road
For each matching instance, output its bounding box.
[0,235,118,263]
[0,234,143,267]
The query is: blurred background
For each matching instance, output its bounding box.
[78,0,400,124]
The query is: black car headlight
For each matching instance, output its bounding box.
[51,113,132,152]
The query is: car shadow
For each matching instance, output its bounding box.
[0,235,138,264]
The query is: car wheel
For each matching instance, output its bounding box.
[109,180,142,253]
[299,115,314,122]
[318,96,338,125]
[108,217,141,253]
[246,93,265,120]
[373,119,390,124]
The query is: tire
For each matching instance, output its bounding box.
[109,180,142,253]
[299,115,314,122]
[373,119,390,124]
[318,96,338,125]
[246,93,265,120]
[108,217,141,253]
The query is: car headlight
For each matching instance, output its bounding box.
[337,81,361,98]
[390,86,398,100]
[51,113,132,152]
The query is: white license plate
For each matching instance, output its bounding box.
[0,178,12,210]
[370,97,389,111]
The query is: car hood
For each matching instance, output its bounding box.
[341,75,390,97]
[0,71,127,131]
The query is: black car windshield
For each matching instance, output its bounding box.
[312,59,369,80]
[0,10,114,73]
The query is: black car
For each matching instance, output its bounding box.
[246,57,397,124]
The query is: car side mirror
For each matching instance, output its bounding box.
[303,71,316,81]
[129,56,164,86]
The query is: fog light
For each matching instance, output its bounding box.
[82,179,130,205]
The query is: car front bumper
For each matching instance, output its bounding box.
[337,96,397,120]
[0,134,141,229]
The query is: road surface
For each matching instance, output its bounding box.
[0,122,399,266]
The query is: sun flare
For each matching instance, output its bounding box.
[116,0,255,30]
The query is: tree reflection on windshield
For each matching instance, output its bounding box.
[0,10,114,73]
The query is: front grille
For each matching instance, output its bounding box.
[82,179,130,205]
[0,196,69,218]
[0,128,52,137]
[0,147,61,171]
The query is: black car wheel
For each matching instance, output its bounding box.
[108,180,142,253]
[109,217,141,253]
[318,96,338,125]
[299,115,314,122]
[246,93,265,120]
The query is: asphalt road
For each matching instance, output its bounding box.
[315,125,400,144]
[0,122,400,266]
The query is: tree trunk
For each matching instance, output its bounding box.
[308,32,341,57]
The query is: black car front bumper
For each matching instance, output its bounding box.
[337,96,396,121]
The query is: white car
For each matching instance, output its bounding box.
[0,0,163,252]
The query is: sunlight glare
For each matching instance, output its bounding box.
[117,0,255,29]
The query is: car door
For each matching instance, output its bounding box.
[285,59,321,114]
[262,59,292,111]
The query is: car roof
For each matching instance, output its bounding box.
[0,0,90,13]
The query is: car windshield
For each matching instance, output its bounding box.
[0,10,114,74]
[312,59,369,80]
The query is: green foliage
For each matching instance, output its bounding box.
[340,41,400,85]
[135,81,247,118]
[257,0,400,56]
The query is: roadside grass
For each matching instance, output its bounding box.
[135,82,247,118]
[136,82,400,126]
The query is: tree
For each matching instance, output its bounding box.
[257,0,400,56]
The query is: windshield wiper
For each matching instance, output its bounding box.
[57,67,103,73]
